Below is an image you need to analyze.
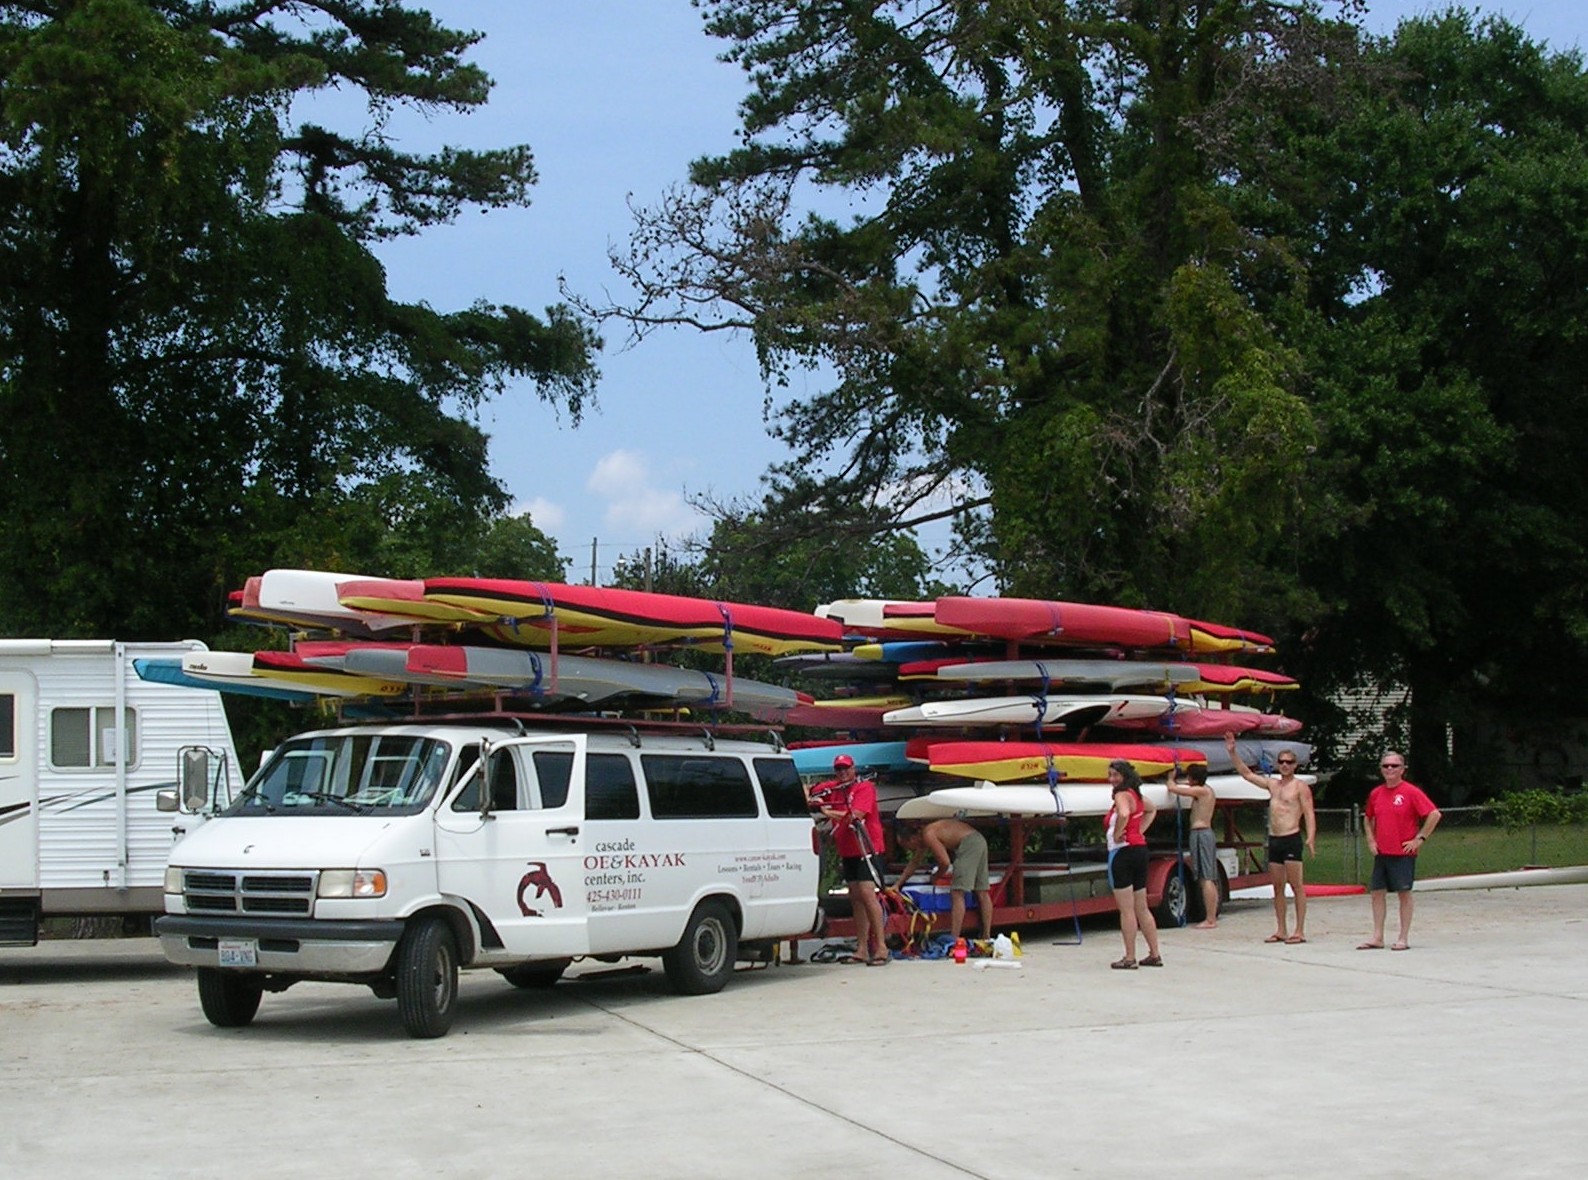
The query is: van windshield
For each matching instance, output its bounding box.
[227,734,451,816]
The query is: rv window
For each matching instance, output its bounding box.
[642,754,758,819]
[585,753,640,820]
[0,694,13,759]
[49,707,137,770]
[754,757,811,818]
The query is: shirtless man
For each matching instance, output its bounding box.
[894,818,993,942]
[1226,733,1315,944]
[1166,763,1220,928]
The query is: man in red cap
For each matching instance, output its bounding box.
[814,754,889,964]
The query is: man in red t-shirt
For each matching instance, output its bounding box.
[813,755,890,965]
[1359,752,1442,951]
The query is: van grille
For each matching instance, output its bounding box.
[181,870,318,917]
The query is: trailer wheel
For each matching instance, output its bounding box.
[396,917,458,1038]
[196,968,263,1028]
[1154,865,1190,927]
[661,899,737,995]
[498,960,569,989]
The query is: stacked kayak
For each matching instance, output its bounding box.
[785,595,1308,804]
[143,567,831,719]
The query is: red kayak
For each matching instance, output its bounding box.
[903,738,1208,782]
[422,577,844,655]
[933,596,1274,654]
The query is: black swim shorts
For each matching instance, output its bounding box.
[1268,832,1305,865]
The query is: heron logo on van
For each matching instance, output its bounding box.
[516,861,564,916]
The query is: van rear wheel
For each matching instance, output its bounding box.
[196,968,263,1028]
[662,900,737,995]
[396,917,458,1038]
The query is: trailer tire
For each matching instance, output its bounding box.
[1154,865,1190,927]
[498,960,569,989]
[661,899,737,995]
[396,917,458,1038]
[196,968,263,1028]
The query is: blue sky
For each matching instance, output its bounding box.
[370,2,1584,583]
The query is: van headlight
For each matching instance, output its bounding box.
[164,867,184,894]
[318,869,387,899]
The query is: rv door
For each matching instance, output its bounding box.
[0,668,39,893]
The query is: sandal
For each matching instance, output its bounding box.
[1110,956,1138,970]
[837,955,867,965]
[1264,933,1287,943]
[1139,954,1164,967]
[867,955,891,966]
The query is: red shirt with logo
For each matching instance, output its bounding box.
[830,779,884,858]
[1364,780,1436,855]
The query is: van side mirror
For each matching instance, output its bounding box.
[156,788,179,813]
[181,748,211,811]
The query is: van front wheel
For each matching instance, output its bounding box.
[662,900,737,995]
[396,917,458,1038]
[196,968,263,1028]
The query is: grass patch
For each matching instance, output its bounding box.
[1306,822,1588,885]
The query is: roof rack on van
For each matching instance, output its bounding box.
[325,709,791,746]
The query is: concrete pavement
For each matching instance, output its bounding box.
[3,884,1585,1179]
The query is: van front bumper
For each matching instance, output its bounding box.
[155,914,404,975]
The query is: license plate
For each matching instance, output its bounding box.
[218,939,258,968]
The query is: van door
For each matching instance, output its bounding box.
[0,670,39,892]
[433,734,588,957]
[637,752,766,943]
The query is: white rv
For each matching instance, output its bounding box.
[157,719,822,1037]
[0,640,239,946]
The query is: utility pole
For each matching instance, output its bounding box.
[590,537,598,587]
[644,546,653,592]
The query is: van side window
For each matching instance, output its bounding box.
[754,757,810,818]
[642,754,758,819]
[0,693,13,759]
[486,753,520,811]
[449,745,485,811]
[586,753,640,820]
[531,750,572,808]
[452,748,519,811]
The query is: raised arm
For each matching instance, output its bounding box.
[1165,769,1198,799]
[1225,732,1275,793]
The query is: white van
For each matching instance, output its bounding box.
[156,719,821,1037]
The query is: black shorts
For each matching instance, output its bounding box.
[842,854,887,885]
[1268,832,1305,865]
[1108,846,1149,892]
[1371,854,1418,893]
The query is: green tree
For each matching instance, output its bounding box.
[0,0,597,640]
[581,0,1357,630]
[610,499,942,609]
[1269,12,1588,794]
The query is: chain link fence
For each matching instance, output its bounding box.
[1311,806,1588,885]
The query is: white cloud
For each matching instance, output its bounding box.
[587,449,708,539]
[587,449,650,499]
[512,496,566,532]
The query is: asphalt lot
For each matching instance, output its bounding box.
[3,884,1586,1179]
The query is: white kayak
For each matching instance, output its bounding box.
[895,774,1300,819]
[883,694,1191,728]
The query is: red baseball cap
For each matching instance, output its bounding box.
[833,754,855,769]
